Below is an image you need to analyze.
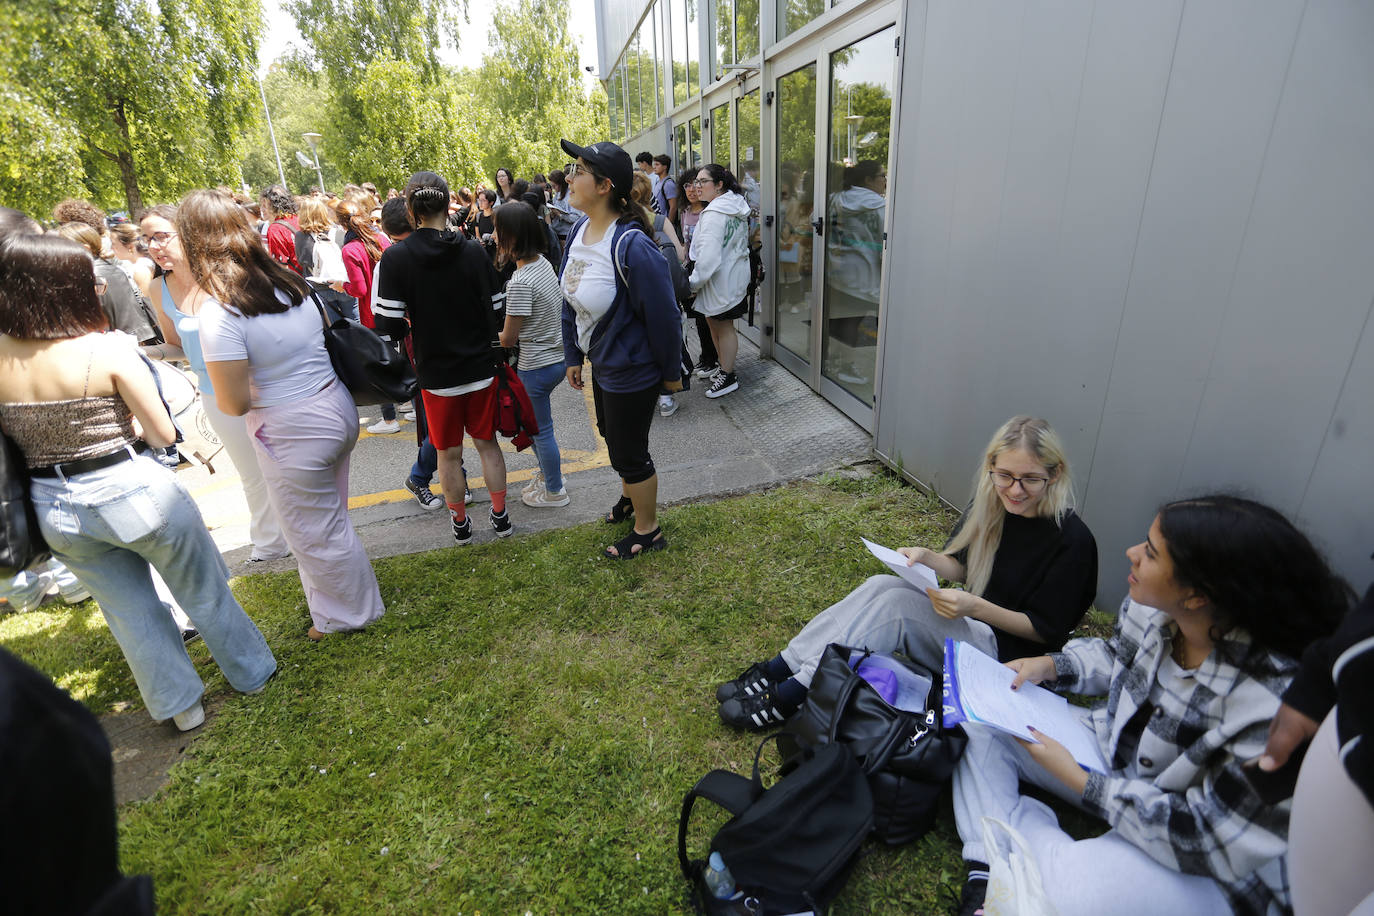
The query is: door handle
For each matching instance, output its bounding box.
[811,216,823,237]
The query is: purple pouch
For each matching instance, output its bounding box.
[855,663,899,705]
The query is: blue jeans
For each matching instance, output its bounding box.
[31,452,277,720]
[409,437,437,488]
[518,362,566,492]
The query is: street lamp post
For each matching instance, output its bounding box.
[302,132,325,191]
[255,70,287,187]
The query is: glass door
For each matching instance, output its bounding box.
[819,25,895,408]
[768,13,896,428]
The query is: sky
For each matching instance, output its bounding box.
[258,0,601,88]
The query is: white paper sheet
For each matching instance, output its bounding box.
[948,640,1107,772]
[861,537,941,592]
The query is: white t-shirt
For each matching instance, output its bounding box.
[199,288,336,408]
[561,221,618,353]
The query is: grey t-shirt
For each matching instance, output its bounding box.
[505,257,565,371]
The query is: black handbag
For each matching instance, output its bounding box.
[313,294,418,406]
[785,644,967,845]
[0,426,50,578]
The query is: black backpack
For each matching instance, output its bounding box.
[678,735,874,914]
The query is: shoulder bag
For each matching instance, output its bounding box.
[784,643,967,845]
[0,426,49,578]
[313,292,418,406]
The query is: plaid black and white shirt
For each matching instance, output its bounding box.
[1052,599,1297,916]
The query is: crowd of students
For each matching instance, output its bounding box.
[2,139,1370,914]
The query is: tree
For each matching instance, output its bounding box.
[470,0,608,180]
[0,0,263,217]
[240,65,346,194]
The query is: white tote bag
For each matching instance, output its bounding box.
[981,817,1057,916]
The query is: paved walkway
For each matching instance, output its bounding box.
[103,336,873,804]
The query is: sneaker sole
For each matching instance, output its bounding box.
[522,492,571,508]
[705,381,739,399]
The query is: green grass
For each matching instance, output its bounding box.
[1,471,1097,914]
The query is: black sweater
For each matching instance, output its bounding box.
[373,229,504,390]
[950,509,1099,662]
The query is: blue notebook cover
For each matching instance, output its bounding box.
[941,637,967,730]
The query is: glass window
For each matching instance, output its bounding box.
[651,2,664,123]
[688,115,702,166]
[675,121,689,174]
[736,0,758,61]
[671,0,690,107]
[637,22,655,131]
[626,36,643,135]
[608,67,622,139]
[714,0,733,81]
[778,0,824,41]
[711,102,730,166]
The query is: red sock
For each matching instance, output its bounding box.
[490,489,506,514]
[447,502,465,523]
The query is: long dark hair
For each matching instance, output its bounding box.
[494,202,547,267]
[1158,494,1352,662]
[403,171,451,225]
[178,189,306,317]
[0,234,110,339]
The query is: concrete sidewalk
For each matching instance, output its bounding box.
[188,335,873,569]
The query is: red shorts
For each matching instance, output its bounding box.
[421,382,497,449]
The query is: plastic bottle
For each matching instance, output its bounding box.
[702,851,737,899]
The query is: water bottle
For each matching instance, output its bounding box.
[702,851,738,900]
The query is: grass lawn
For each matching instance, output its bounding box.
[0,470,1108,914]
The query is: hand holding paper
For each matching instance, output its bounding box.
[861,538,940,592]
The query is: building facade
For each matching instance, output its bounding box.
[593,0,1374,604]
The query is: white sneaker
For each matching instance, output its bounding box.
[398,402,416,419]
[172,702,205,732]
[523,469,544,495]
[522,486,570,508]
[658,394,679,417]
[367,418,401,434]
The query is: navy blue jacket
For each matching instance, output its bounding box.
[560,216,682,394]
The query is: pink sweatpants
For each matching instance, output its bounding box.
[245,380,385,633]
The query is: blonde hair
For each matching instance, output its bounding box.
[54,221,103,258]
[297,197,335,234]
[942,416,1075,596]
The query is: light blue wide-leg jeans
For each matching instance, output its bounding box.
[517,361,567,493]
[31,452,277,721]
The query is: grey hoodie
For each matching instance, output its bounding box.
[687,190,752,317]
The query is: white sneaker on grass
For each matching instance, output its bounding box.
[172,702,205,732]
[522,486,570,508]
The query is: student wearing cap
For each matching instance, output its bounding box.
[559,139,683,558]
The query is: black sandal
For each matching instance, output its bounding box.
[604,526,667,559]
[604,494,635,524]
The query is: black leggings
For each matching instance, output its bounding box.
[592,379,659,484]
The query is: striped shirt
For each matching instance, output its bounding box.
[1053,599,1298,915]
[505,258,564,372]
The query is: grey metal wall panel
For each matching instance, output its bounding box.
[1177,0,1374,519]
[1083,0,1308,599]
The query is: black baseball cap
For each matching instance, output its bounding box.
[559,139,633,200]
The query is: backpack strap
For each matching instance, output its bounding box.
[676,769,757,881]
[612,225,644,291]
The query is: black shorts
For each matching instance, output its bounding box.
[703,298,749,321]
[591,379,659,484]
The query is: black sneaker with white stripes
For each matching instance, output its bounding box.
[453,514,473,545]
[490,508,513,538]
[714,661,778,703]
[705,370,739,399]
[718,684,797,731]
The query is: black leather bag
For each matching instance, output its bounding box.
[785,644,967,845]
[314,295,418,406]
[0,427,50,578]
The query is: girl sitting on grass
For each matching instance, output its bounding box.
[951,495,1351,916]
[716,415,1098,730]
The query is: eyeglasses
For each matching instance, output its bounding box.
[141,231,177,247]
[989,470,1050,494]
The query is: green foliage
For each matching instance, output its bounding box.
[0,0,263,215]
[283,0,461,89]
[468,0,609,181]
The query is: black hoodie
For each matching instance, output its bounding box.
[373,228,505,389]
